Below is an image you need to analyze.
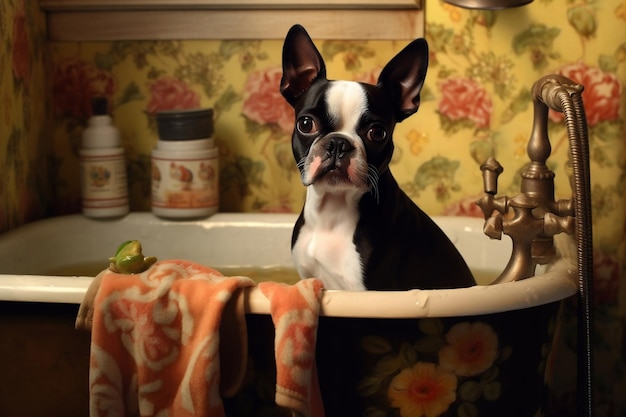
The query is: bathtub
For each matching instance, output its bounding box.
[0,213,577,417]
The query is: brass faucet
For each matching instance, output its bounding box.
[476,75,585,284]
[475,74,594,417]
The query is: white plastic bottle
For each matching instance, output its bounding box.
[80,97,129,218]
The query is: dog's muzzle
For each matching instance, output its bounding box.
[300,134,370,190]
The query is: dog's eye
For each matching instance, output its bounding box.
[367,125,387,142]
[297,116,318,135]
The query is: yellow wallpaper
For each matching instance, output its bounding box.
[0,0,625,414]
[0,0,53,231]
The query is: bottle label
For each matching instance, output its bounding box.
[151,154,219,210]
[81,153,128,209]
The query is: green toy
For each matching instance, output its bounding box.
[108,240,157,274]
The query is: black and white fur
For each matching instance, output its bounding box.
[281,25,475,291]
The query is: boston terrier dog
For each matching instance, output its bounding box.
[280,25,476,291]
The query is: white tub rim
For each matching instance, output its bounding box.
[0,270,577,318]
[0,213,578,318]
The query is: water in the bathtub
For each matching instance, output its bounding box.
[45,263,301,284]
[45,264,497,285]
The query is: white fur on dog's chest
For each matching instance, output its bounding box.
[292,188,366,291]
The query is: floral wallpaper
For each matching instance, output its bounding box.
[1,0,625,415]
[0,0,53,232]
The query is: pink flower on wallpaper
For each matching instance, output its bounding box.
[444,194,486,217]
[52,60,116,119]
[146,77,201,114]
[11,8,30,87]
[549,62,621,126]
[242,67,294,133]
[439,77,492,129]
[593,249,620,304]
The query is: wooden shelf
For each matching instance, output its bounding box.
[40,0,424,40]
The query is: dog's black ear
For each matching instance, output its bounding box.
[280,25,327,106]
[377,38,429,122]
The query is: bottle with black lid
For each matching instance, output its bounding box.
[151,108,218,219]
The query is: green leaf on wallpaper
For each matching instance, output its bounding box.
[94,52,115,71]
[101,42,163,71]
[147,67,165,80]
[221,155,266,198]
[591,145,612,167]
[321,41,373,59]
[598,54,618,73]
[567,5,597,38]
[592,121,622,143]
[219,41,267,71]
[244,117,272,140]
[425,23,454,53]
[154,40,182,58]
[420,85,435,102]
[214,85,240,116]
[240,156,266,187]
[437,66,459,80]
[274,142,297,179]
[251,197,270,212]
[467,52,515,100]
[470,10,497,29]
[500,88,531,124]
[437,113,476,134]
[512,24,560,69]
[126,153,152,200]
[469,141,494,165]
[174,52,224,98]
[240,52,256,72]
[413,156,461,200]
[512,24,560,54]
[219,40,261,59]
[321,41,375,71]
[115,82,144,107]
[616,42,626,63]
[132,43,160,70]
[591,183,619,219]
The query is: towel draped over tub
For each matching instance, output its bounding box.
[76,260,325,417]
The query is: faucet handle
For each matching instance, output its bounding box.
[483,214,503,240]
[543,212,575,236]
[480,157,504,194]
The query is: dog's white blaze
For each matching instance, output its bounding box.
[293,81,369,291]
[326,81,367,133]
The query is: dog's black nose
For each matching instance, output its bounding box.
[325,137,355,160]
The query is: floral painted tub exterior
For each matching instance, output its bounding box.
[226,300,563,417]
[0,213,576,417]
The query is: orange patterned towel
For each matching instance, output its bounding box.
[88,260,254,417]
[259,278,326,417]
